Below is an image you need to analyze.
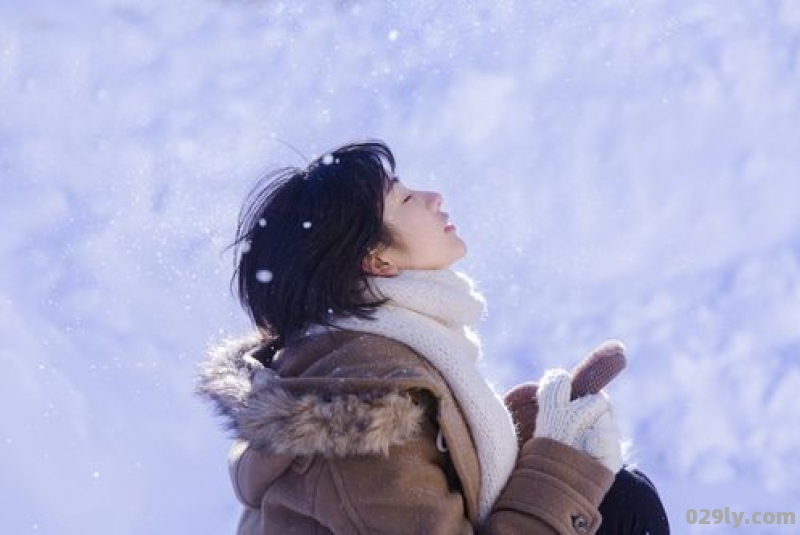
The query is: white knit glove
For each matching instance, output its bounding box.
[534,368,623,473]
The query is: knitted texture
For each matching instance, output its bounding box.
[583,410,623,473]
[504,339,627,444]
[322,269,518,521]
[534,369,623,473]
[570,340,627,400]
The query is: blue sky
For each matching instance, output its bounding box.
[2,1,799,533]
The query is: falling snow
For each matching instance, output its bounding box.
[255,270,273,283]
[3,1,800,534]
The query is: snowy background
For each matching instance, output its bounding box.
[2,0,799,533]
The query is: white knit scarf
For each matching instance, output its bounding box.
[317,269,519,520]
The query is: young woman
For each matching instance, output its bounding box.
[197,141,669,534]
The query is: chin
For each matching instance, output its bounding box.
[456,238,467,257]
[450,243,468,264]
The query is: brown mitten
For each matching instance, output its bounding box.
[503,340,627,446]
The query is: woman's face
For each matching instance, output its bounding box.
[362,178,466,275]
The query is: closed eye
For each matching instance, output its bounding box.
[403,194,412,203]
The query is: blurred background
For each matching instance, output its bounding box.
[2,0,799,533]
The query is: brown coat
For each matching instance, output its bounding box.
[197,330,615,534]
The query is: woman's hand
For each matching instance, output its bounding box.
[534,368,623,473]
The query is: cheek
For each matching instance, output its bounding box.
[388,211,447,255]
[391,225,426,256]
[389,212,427,241]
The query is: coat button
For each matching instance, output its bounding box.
[572,514,592,533]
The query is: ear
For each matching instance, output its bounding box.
[360,252,400,277]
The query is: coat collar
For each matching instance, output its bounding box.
[196,329,482,525]
[197,331,430,456]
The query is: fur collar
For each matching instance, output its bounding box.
[196,334,426,457]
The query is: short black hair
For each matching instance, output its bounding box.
[231,140,400,361]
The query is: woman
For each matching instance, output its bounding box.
[197,140,669,534]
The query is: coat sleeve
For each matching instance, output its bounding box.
[483,437,615,534]
[314,413,614,535]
